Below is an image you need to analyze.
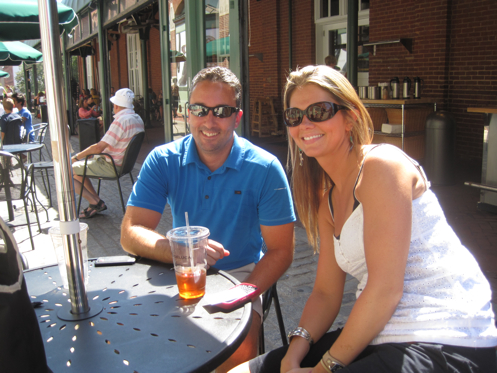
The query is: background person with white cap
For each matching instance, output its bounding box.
[72,88,145,219]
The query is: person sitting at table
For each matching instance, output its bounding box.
[33,91,46,119]
[90,88,101,108]
[121,66,296,373]
[0,98,23,145]
[12,93,33,142]
[78,95,103,134]
[230,65,497,373]
[72,88,144,219]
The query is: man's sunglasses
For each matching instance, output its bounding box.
[188,104,240,118]
[283,101,346,127]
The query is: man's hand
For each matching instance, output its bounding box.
[205,239,230,268]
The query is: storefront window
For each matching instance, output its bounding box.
[205,0,230,68]
[328,26,369,74]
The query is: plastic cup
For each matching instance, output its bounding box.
[49,223,89,289]
[167,226,209,299]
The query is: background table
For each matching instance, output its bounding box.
[25,259,252,373]
[1,143,44,220]
[2,143,44,155]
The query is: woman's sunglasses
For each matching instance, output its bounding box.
[188,104,240,118]
[283,101,346,127]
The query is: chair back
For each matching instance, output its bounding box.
[2,115,23,145]
[119,131,145,177]
[29,123,48,145]
[0,151,29,202]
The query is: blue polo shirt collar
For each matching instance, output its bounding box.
[182,134,245,172]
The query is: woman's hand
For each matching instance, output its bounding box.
[280,344,308,373]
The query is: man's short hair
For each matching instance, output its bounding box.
[325,55,337,67]
[190,66,242,107]
[2,98,14,111]
[14,93,25,106]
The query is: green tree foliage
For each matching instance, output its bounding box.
[15,63,45,96]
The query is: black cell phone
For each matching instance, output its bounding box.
[94,256,136,267]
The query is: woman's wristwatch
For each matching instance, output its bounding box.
[72,155,79,161]
[320,350,345,372]
[287,326,314,345]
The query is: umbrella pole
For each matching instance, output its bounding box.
[38,0,98,319]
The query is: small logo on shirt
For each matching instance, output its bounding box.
[234,191,242,195]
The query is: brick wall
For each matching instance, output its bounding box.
[148,27,163,96]
[369,0,497,160]
[248,0,315,133]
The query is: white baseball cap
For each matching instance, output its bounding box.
[110,88,134,109]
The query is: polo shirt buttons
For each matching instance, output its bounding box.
[208,176,211,180]
[205,195,209,199]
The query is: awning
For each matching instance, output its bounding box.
[0,41,43,66]
[0,0,78,41]
[206,36,230,57]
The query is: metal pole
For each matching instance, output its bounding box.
[82,56,87,90]
[32,64,38,102]
[140,31,150,128]
[347,0,358,87]
[97,0,110,130]
[37,0,89,315]
[23,63,32,112]
[62,36,74,135]
[158,0,173,143]
[288,0,293,70]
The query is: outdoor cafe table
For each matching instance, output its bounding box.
[24,258,252,373]
[1,143,44,220]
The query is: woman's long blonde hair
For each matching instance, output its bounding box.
[284,65,373,252]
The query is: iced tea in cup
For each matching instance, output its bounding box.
[167,226,209,299]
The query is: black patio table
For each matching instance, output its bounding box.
[25,258,252,373]
[1,143,44,220]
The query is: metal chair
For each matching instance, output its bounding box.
[0,151,41,250]
[258,241,289,354]
[25,122,49,160]
[77,131,145,215]
[25,123,54,209]
[259,282,288,354]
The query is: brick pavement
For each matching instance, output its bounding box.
[3,119,496,354]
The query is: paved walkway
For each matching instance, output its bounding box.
[3,118,496,353]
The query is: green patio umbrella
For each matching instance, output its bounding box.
[0,41,42,65]
[0,0,78,41]
[0,70,9,78]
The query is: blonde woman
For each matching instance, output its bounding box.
[231,65,497,373]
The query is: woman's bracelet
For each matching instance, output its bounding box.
[287,326,314,345]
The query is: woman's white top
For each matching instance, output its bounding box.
[330,146,497,347]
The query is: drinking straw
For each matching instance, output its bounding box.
[185,212,195,268]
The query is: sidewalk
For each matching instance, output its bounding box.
[3,118,496,352]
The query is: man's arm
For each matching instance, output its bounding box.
[121,206,229,265]
[72,140,108,162]
[121,205,174,263]
[243,222,294,295]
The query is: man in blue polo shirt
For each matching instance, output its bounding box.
[121,67,295,373]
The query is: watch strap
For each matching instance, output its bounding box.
[321,350,345,372]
